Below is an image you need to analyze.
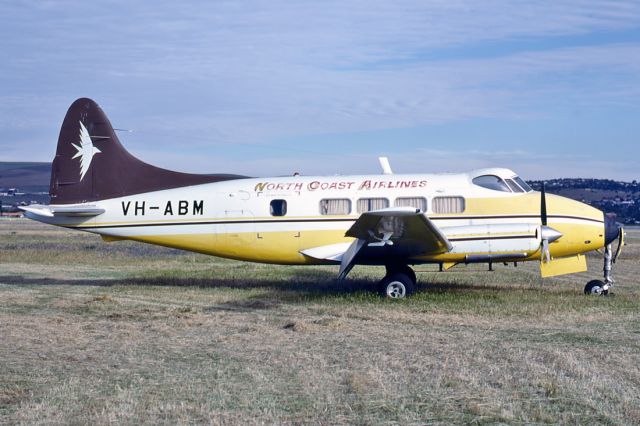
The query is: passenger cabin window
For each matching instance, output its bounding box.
[433,196,465,214]
[472,175,511,192]
[270,199,287,216]
[505,179,524,193]
[357,198,389,213]
[395,197,427,212]
[320,199,351,215]
[513,176,533,192]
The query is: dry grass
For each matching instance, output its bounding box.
[1,218,639,424]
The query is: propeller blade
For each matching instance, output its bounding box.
[540,182,547,226]
[613,227,625,263]
[541,238,550,263]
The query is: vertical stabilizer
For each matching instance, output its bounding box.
[50,98,246,204]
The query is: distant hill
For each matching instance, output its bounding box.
[0,162,51,209]
[0,162,50,192]
[528,179,640,224]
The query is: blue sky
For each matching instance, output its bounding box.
[1,0,640,180]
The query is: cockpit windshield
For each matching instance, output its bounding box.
[505,179,524,193]
[472,175,511,192]
[513,176,532,192]
[473,174,533,193]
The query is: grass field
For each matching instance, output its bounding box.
[1,219,639,425]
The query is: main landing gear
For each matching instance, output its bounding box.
[378,265,416,298]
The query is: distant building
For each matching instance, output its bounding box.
[6,188,25,196]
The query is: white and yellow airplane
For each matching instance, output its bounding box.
[22,98,624,298]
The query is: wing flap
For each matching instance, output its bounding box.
[300,242,352,262]
[540,254,587,278]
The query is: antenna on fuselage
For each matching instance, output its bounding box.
[379,157,393,175]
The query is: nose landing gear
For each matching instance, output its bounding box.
[583,243,613,295]
[586,220,624,296]
[585,234,623,295]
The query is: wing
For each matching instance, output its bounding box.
[301,207,452,279]
[345,207,451,253]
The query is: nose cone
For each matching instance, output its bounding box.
[604,214,621,246]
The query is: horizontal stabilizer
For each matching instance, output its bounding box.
[19,204,105,218]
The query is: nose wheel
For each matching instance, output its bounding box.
[584,279,608,295]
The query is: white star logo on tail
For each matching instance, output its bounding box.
[72,121,101,181]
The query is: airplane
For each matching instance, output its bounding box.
[21,98,625,298]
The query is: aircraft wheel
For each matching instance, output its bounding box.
[385,264,417,285]
[379,273,415,299]
[584,279,608,295]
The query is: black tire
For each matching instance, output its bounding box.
[385,265,417,286]
[378,272,415,299]
[584,279,605,295]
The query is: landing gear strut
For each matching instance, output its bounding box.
[584,216,624,296]
[584,243,614,295]
[378,265,416,298]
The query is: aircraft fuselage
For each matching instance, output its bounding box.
[32,172,604,266]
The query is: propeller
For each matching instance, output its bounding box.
[539,183,562,263]
[541,182,547,226]
[540,183,549,263]
[368,230,394,247]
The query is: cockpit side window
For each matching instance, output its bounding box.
[505,179,524,193]
[472,175,511,192]
[513,176,533,192]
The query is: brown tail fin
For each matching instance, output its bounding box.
[50,98,246,204]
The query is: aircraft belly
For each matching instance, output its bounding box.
[213,229,349,264]
[124,233,218,256]
[114,229,349,265]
